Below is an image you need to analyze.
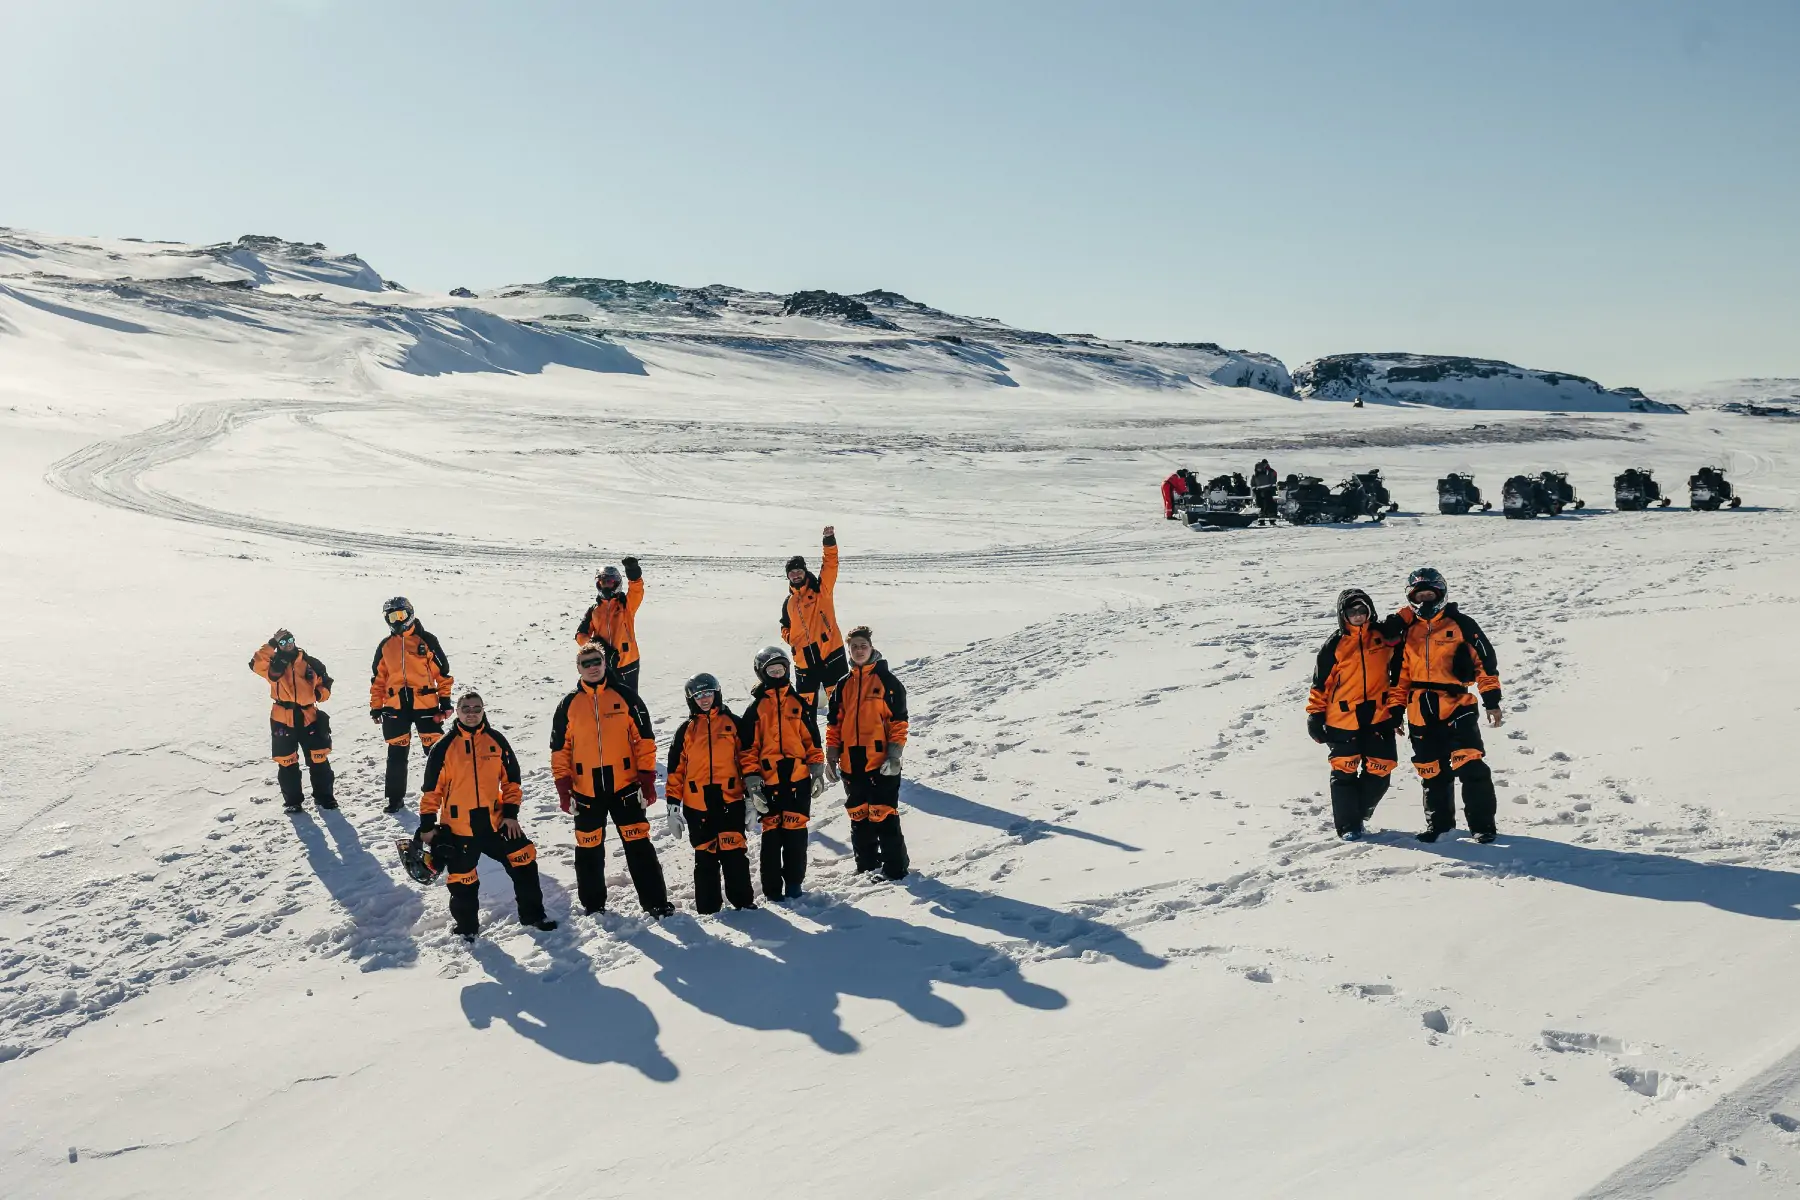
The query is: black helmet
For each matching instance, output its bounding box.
[383,596,415,628]
[596,565,623,593]
[753,645,790,684]
[398,834,442,885]
[1406,567,1448,616]
[684,672,722,707]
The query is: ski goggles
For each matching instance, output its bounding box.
[273,635,296,649]
[577,654,609,670]
[385,609,411,625]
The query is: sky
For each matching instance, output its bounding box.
[3,0,1796,389]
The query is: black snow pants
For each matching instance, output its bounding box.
[1410,705,1498,837]
[436,809,546,935]
[1324,723,1398,836]
[685,789,755,913]
[272,713,335,807]
[573,785,670,915]
[758,781,812,900]
[381,707,445,807]
[843,771,910,879]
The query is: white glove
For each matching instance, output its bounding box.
[811,774,829,799]
[664,802,685,839]
[823,757,841,784]
[880,746,904,777]
[747,777,767,815]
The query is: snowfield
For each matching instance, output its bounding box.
[2,229,1798,1198]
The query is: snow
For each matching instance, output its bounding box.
[2,227,1799,1197]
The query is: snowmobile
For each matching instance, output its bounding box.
[1688,466,1742,510]
[1346,470,1401,517]
[1613,468,1670,511]
[1183,474,1260,529]
[1437,473,1491,514]
[1537,471,1583,513]
[1276,474,1387,525]
[1501,474,1549,519]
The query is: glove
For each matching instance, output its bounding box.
[879,746,904,777]
[621,555,642,581]
[746,777,767,815]
[555,776,574,813]
[438,697,453,717]
[640,774,659,806]
[812,774,829,799]
[370,709,382,726]
[1307,713,1327,744]
[823,757,841,784]
[664,801,685,838]
[416,813,436,837]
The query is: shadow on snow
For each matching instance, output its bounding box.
[290,809,422,970]
[901,780,1143,853]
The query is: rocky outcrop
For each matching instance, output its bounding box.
[1293,353,1683,413]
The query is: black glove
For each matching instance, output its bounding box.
[621,555,642,582]
[370,709,382,726]
[1307,713,1327,744]
[415,813,436,835]
[438,697,453,716]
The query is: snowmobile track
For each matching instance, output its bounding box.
[45,398,1194,572]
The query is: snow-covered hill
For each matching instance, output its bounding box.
[0,228,1293,396]
[2,224,1799,1199]
[1294,352,1684,413]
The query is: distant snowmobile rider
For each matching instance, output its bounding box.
[250,629,336,811]
[369,596,453,814]
[782,526,845,699]
[575,557,647,692]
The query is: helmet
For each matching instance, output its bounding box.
[684,672,722,707]
[1405,567,1447,616]
[752,645,790,683]
[383,596,415,628]
[398,835,442,885]
[596,566,623,593]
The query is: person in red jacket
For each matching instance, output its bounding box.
[550,641,673,917]
[825,626,911,878]
[249,628,336,812]
[415,692,555,938]
[666,672,756,913]
[740,645,826,901]
[574,557,647,692]
[1161,468,1200,519]
[1306,589,1401,840]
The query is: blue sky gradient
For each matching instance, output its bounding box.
[4,0,1795,386]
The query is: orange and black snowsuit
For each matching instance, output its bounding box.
[574,565,646,689]
[667,700,754,913]
[827,655,911,878]
[550,673,668,914]
[782,537,844,697]
[249,640,335,808]
[740,680,823,900]
[370,624,453,808]
[1307,589,1400,836]
[1384,603,1503,837]
[418,719,544,934]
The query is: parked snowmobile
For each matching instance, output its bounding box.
[1502,474,1548,519]
[1437,473,1491,514]
[1613,468,1670,511]
[1277,474,1386,525]
[1184,473,1260,528]
[1346,470,1400,517]
[1538,471,1583,513]
[1688,466,1742,510]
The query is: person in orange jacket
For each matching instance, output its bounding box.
[740,645,826,901]
[249,628,336,812]
[415,692,556,938]
[369,596,454,813]
[1161,468,1197,519]
[666,672,756,913]
[825,626,911,879]
[550,641,674,917]
[1382,567,1505,844]
[574,557,646,692]
[1306,589,1401,841]
[781,527,844,701]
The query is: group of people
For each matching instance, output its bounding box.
[1305,566,1504,843]
[247,527,914,939]
[1161,459,1280,519]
